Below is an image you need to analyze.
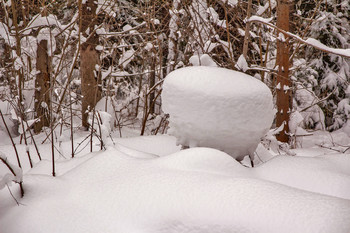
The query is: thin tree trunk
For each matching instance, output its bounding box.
[34,39,51,133]
[69,89,74,158]
[149,58,156,114]
[11,1,25,121]
[242,0,253,59]
[80,0,101,129]
[275,0,292,143]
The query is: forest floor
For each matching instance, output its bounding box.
[0,127,350,232]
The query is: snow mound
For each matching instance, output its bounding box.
[161,66,274,160]
[154,147,247,176]
[255,154,350,199]
[1,147,350,233]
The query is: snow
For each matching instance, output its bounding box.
[24,14,62,35]
[0,22,16,47]
[295,86,326,130]
[189,54,217,67]
[1,141,350,233]
[225,0,238,7]
[95,0,117,17]
[248,16,350,59]
[235,54,249,72]
[289,111,304,135]
[37,27,58,56]
[306,38,350,58]
[0,122,349,232]
[247,16,273,24]
[161,66,274,160]
[119,49,135,68]
[95,45,103,51]
[144,42,153,51]
[207,7,227,28]
[0,101,17,136]
[88,110,114,144]
[122,24,132,32]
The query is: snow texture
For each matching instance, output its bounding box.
[1,146,350,233]
[162,66,274,160]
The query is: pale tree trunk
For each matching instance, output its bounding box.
[275,0,292,143]
[80,0,101,128]
[34,39,51,133]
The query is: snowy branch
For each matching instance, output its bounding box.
[248,16,350,59]
[299,89,336,113]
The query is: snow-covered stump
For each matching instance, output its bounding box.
[161,66,274,161]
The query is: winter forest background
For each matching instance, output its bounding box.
[1,0,350,140]
[1,0,350,232]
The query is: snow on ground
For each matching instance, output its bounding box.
[0,129,350,233]
[162,66,274,160]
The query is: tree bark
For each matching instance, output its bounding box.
[34,39,51,133]
[242,0,253,59]
[80,0,101,128]
[275,0,292,143]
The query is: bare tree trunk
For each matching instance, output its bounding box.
[0,2,4,22]
[242,0,253,59]
[34,39,51,133]
[80,0,101,128]
[275,0,292,143]
[11,1,25,118]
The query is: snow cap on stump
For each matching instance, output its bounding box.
[161,66,274,160]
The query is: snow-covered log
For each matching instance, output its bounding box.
[161,66,274,160]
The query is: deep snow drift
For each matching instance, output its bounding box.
[161,66,274,160]
[1,131,350,233]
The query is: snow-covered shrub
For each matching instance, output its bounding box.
[88,110,114,147]
[332,98,350,130]
[162,66,274,160]
[294,85,326,130]
[294,1,350,130]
